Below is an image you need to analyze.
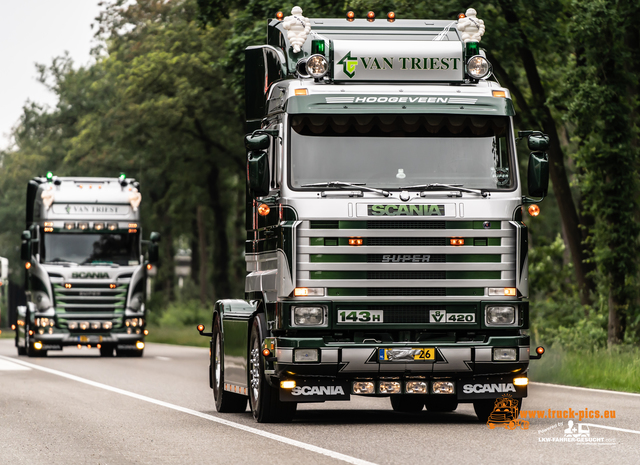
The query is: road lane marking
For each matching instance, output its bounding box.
[0,355,378,465]
[155,356,171,361]
[0,358,31,371]
[531,382,640,398]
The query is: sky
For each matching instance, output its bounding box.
[0,1,103,150]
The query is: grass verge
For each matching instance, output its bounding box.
[529,346,640,393]
[145,325,209,348]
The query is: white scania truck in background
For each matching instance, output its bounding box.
[15,174,159,357]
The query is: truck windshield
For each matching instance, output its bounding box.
[41,233,140,266]
[289,114,514,190]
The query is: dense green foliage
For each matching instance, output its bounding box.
[1,0,639,350]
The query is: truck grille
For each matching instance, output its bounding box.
[298,219,516,301]
[53,281,128,313]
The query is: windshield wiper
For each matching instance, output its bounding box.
[45,260,77,266]
[401,183,488,198]
[302,181,390,197]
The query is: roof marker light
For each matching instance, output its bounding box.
[276,11,284,20]
[367,11,375,22]
[387,12,395,22]
[346,11,355,21]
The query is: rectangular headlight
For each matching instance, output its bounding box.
[485,306,516,325]
[493,347,517,361]
[292,306,327,327]
[294,348,319,362]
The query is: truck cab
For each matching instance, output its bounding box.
[16,174,159,357]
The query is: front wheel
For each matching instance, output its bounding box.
[248,315,296,423]
[211,315,247,413]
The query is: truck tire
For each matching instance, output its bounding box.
[248,314,296,423]
[99,345,115,357]
[390,395,426,413]
[211,315,247,413]
[425,397,458,413]
[16,330,26,356]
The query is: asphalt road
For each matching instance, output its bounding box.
[1,338,639,465]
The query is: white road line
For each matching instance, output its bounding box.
[582,423,640,435]
[0,355,377,465]
[155,356,171,361]
[531,381,640,398]
[0,358,31,371]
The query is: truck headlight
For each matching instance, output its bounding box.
[493,348,517,361]
[485,306,516,325]
[34,291,53,311]
[466,55,491,79]
[291,306,327,327]
[306,54,329,78]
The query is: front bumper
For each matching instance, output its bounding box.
[32,332,144,350]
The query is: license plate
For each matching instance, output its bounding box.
[77,335,102,343]
[379,348,435,361]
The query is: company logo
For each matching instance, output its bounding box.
[71,272,109,279]
[291,386,345,396]
[65,204,71,214]
[382,254,431,263]
[463,383,517,394]
[487,395,529,430]
[368,204,444,216]
[337,51,358,78]
[325,96,478,105]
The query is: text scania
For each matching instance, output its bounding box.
[463,383,517,394]
[368,204,444,216]
[71,272,110,279]
[291,386,346,396]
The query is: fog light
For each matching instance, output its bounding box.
[486,306,516,325]
[432,381,455,394]
[136,341,145,350]
[294,348,318,362]
[79,322,89,331]
[466,55,491,79]
[352,381,375,394]
[493,347,517,361]
[90,322,101,330]
[306,54,329,78]
[68,322,78,330]
[34,341,43,350]
[294,287,325,297]
[405,381,428,394]
[102,322,113,330]
[379,381,401,394]
[514,377,529,386]
[281,380,296,389]
[38,328,45,335]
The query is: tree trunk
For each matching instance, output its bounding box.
[607,291,624,345]
[207,164,232,300]
[197,205,209,304]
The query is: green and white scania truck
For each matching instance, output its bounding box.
[16,174,160,357]
[198,7,548,422]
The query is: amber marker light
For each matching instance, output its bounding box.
[528,204,541,217]
[109,283,116,289]
[197,324,205,332]
[294,88,308,96]
[65,283,72,289]
[387,11,395,22]
[25,262,31,270]
[276,11,284,20]
[367,11,375,21]
[348,237,363,246]
[450,238,465,246]
[262,348,271,357]
[258,203,271,216]
[294,287,309,297]
[458,12,466,19]
[505,287,517,296]
[536,346,545,355]
[11,325,16,330]
[29,330,34,336]
[492,90,507,98]
[346,11,355,21]
[77,344,82,349]
[513,377,529,386]
[147,264,153,270]
[144,330,149,336]
[281,380,296,389]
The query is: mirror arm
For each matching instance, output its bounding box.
[522,195,545,204]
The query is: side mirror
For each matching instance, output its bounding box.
[528,134,550,151]
[148,243,159,265]
[150,231,161,243]
[528,152,549,198]
[20,230,32,262]
[247,151,270,197]
[245,134,270,151]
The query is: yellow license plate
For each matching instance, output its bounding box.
[79,335,102,343]
[379,348,435,361]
